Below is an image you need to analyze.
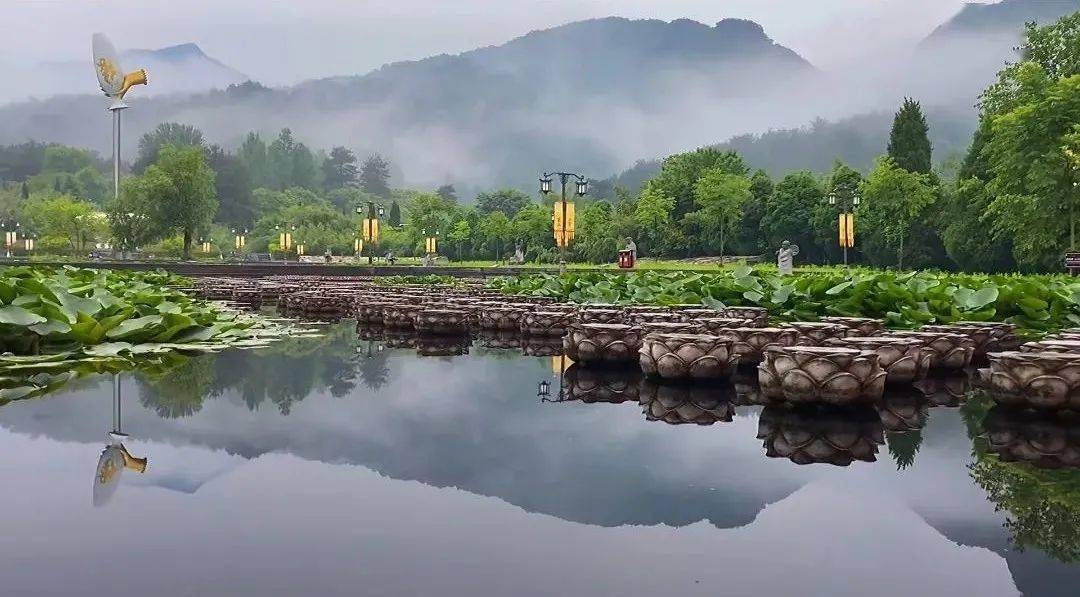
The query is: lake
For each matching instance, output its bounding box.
[0,321,1077,596]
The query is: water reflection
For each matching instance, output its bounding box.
[93,373,148,506]
[639,379,736,425]
[758,404,885,466]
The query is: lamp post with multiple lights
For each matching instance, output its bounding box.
[540,172,587,274]
[357,202,385,264]
[828,189,860,267]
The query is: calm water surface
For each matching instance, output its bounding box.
[1,322,1078,596]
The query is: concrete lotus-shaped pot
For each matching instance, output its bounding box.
[1021,339,1080,353]
[520,311,573,337]
[821,316,886,337]
[564,365,642,404]
[563,323,644,365]
[758,346,886,404]
[576,308,626,325]
[477,330,521,350]
[757,404,885,466]
[477,306,526,331]
[826,336,929,384]
[638,380,735,425]
[956,321,1020,351]
[639,333,738,380]
[635,321,706,335]
[414,309,471,335]
[788,322,850,346]
[982,406,1080,469]
[722,306,769,327]
[922,324,1000,358]
[354,301,393,325]
[696,317,755,334]
[711,327,799,364]
[887,331,975,370]
[675,308,728,322]
[384,330,418,349]
[986,351,1080,411]
[382,304,424,328]
[625,311,681,325]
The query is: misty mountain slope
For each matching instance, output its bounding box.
[911,0,1080,106]
[0,17,818,190]
[601,106,978,194]
[9,43,248,105]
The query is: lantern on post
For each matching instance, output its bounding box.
[542,171,586,274]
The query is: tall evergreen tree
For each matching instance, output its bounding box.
[436,184,458,203]
[887,98,932,174]
[387,201,402,227]
[20,181,29,199]
[360,153,392,198]
[322,147,359,191]
[238,132,270,188]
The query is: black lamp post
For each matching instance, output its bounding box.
[540,171,587,274]
[828,190,860,267]
[357,202,385,265]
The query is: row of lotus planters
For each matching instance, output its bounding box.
[189,277,1079,412]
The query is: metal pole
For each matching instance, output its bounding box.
[112,107,123,201]
[559,174,567,275]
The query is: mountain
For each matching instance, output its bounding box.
[3,43,249,105]
[0,17,817,190]
[911,0,1080,106]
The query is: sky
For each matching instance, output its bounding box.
[0,0,991,87]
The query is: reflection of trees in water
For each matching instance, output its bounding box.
[137,356,216,418]
[358,348,390,391]
[886,430,922,470]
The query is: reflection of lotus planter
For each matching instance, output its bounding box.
[826,336,929,384]
[757,404,885,466]
[563,323,644,365]
[416,334,470,357]
[758,346,886,404]
[711,327,799,364]
[912,372,971,407]
[564,365,642,403]
[520,311,573,336]
[821,316,885,337]
[639,333,738,380]
[521,336,565,357]
[788,322,849,346]
[638,380,735,425]
[384,330,418,349]
[982,406,1080,469]
[723,307,769,327]
[477,306,526,331]
[887,331,975,370]
[477,330,521,349]
[986,351,1080,411]
[576,309,625,324]
[876,392,930,432]
[414,309,471,335]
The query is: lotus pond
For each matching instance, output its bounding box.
[1,319,1079,596]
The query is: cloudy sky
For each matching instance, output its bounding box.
[2,0,987,86]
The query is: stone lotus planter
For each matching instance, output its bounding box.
[758,346,886,405]
[416,334,470,357]
[563,323,644,365]
[757,404,885,466]
[477,306,526,331]
[722,307,769,327]
[875,393,929,433]
[382,304,424,329]
[625,311,681,325]
[636,321,705,335]
[711,327,799,364]
[821,316,885,337]
[922,324,1000,358]
[639,333,738,381]
[1021,339,1080,353]
[520,336,566,357]
[696,318,754,334]
[825,336,929,384]
[675,308,727,322]
[414,309,471,335]
[986,351,1080,411]
[956,321,1020,351]
[564,365,642,404]
[638,380,735,425]
[520,311,573,337]
[576,308,626,325]
[477,330,521,350]
[887,331,975,370]
[788,322,850,346]
[354,301,393,325]
[982,406,1080,469]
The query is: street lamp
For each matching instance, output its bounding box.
[200,238,212,254]
[540,171,587,274]
[357,202,385,264]
[296,242,306,257]
[275,224,296,260]
[828,189,859,267]
[232,228,247,254]
[422,228,439,262]
[3,221,19,259]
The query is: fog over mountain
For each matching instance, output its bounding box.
[0,1,1074,190]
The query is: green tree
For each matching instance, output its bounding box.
[447,219,471,260]
[511,202,553,258]
[476,188,532,218]
[133,122,205,173]
[206,145,254,227]
[573,202,620,264]
[360,153,392,198]
[643,148,748,219]
[436,184,458,203]
[761,171,825,262]
[107,176,159,254]
[480,211,512,260]
[238,132,270,188]
[735,169,772,254]
[42,146,97,174]
[887,98,932,174]
[142,146,218,260]
[857,157,937,269]
[632,187,675,257]
[22,194,101,253]
[387,200,402,227]
[690,168,751,262]
[321,146,359,191]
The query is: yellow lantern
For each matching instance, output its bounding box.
[354,238,363,254]
[553,200,576,247]
[838,213,855,248]
[363,218,380,243]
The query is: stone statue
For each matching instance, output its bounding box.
[513,242,525,264]
[776,240,800,275]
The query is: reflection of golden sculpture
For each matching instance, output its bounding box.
[94,442,148,507]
